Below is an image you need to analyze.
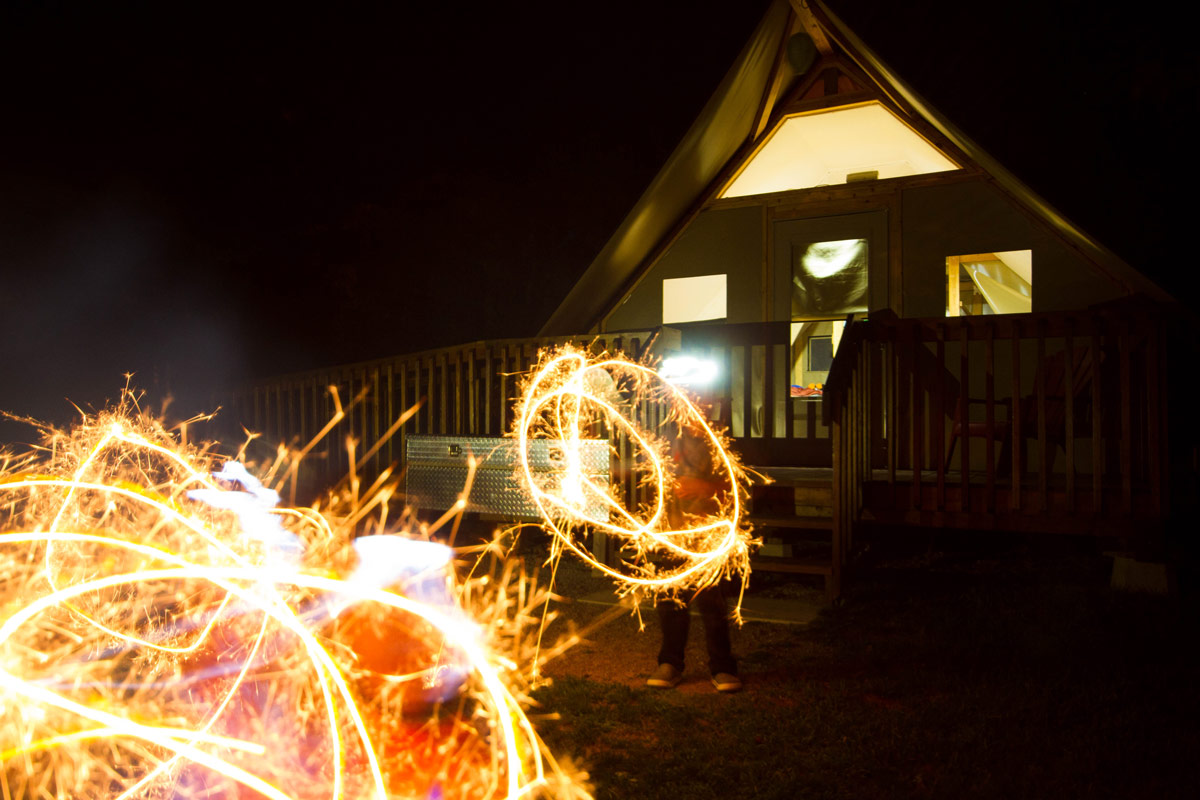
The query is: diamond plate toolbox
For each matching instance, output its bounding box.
[405,435,610,520]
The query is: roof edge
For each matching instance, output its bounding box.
[539,0,792,336]
[810,0,1173,303]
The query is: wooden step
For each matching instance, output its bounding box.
[750,466,833,489]
[748,514,831,530]
[751,555,834,576]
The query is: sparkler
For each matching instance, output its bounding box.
[512,346,755,609]
[0,396,588,799]
[2,344,754,798]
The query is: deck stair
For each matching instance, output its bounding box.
[746,466,838,603]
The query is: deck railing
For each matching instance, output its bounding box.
[676,322,833,466]
[226,304,1173,544]
[224,322,837,498]
[824,304,1172,551]
[224,331,665,498]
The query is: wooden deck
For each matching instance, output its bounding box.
[825,305,1176,573]
[225,303,1184,602]
[860,468,1163,536]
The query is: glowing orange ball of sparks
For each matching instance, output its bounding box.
[0,402,587,799]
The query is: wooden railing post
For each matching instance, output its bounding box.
[959,322,970,511]
[1119,320,1133,514]
[1035,319,1048,512]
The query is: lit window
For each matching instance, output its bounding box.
[946,250,1032,316]
[721,102,959,198]
[792,238,869,319]
[663,274,726,324]
[790,320,847,395]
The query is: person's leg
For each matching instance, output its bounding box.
[656,598,690,672]
[695,586,737,677]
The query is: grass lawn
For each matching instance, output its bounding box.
[529,542,1200,799]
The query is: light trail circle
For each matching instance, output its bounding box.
[513,347,754,599]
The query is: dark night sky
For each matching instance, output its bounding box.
[1,1,1192,440]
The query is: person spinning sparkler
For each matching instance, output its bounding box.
[646,411,742,693]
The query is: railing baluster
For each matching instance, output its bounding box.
[422,357,432,434]
[1091,327,1103,514]
[984,323,996,513]
[456,350,465,435]
[484,346,494,436]
[1036,320,1047,512]
[371,367,381,473]
[384,363,394,468]
[398,361,408,472]
[911,325,923,510]
[936,323,946,509]
[1011,321,1022,513]
[887,337,897,501]
[1147,318,1163,517]
[286,382,296,449]
[744,343,755,439]
[272,385,282,447]
[959,322,969,513]
[1064,324,1076,512]
[437,353,448,436]
[762,341,775,439]
[498,345,509,434]
[1120,322,1132,513]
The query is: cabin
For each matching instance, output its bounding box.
[226,0,1194,600]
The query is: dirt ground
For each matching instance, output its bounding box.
[496,530,1200,799]
[530,555,820,695]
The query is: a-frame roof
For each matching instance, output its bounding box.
[540,0,1170,336]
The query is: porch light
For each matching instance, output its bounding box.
[660,355,719,386]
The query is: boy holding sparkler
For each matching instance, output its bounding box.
[646,413,742,693]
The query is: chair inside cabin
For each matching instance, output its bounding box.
[945,344,1099,476]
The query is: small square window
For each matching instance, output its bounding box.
[808,335,834,371]
[663,274,727,324]
[946,250,1031,316]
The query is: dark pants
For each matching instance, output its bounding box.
[656,585,737,676]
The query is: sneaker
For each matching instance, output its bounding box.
[646,663,682,688]
[711,672,742,693]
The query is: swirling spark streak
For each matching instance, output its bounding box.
[1,403,586,799]
[513,347,755,608]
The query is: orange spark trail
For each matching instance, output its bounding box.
[0,397,588,800]
[512,346,755,611]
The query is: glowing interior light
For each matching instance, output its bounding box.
[721,101,959,198]
[513,346,755,609]
[800,238,864,279]
[662,274,727,324]
[659,355,719,386]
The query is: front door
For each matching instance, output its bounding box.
[765,211,888,467]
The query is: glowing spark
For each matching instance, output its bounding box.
[1,399,588,799]
[512,347,755,608]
